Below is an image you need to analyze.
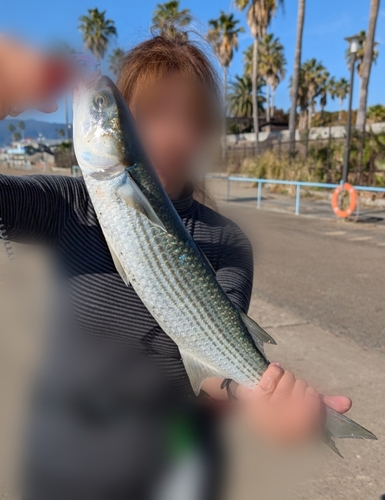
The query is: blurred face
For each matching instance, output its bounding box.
[130,73,215,197]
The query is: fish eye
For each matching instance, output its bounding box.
[93,93,108,110]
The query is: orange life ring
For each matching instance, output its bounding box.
[331,183,357,218]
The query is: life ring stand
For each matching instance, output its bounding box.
[331,182,357,218]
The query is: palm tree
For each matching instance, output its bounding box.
[356,0,381,132]
[79,8,117,61]
[227,74,265,118]
[319,74,337,123]
[330,78,350,121]
[243,44,253,76]
[344,30,379,78]
[258,33,286,121]
[207,12,244,97]
[289,0,306,154]
[8,124,15,134]
[52,41,75,142]
[235,0,284,152]
[152,1,192,40]
[109,48,125,77]
[18,121,25,140]
[300,58,329,129]
[367,104,385,123]
[293,59,328,130]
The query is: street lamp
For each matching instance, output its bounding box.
[342,35,363,184]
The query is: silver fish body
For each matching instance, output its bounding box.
[73,75,377,452]
[85,171,267,391]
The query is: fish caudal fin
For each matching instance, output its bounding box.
[324,406,377,458]
[325,407,377,440]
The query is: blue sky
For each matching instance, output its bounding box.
[1,0,384,123]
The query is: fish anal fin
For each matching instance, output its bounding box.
[180,349,226,396]
[322,429,344,459]
[105,238,130,286]
[117,171,166,232]
[240,312,277,350]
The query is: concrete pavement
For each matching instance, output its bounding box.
[212,187,385,500]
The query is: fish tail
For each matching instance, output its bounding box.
[323,406,377,457]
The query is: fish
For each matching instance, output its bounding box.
[73,74,377,456]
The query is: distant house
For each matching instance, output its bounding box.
[6,142,27,156]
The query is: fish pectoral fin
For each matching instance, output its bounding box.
[180,349,226,396]
[117,171,166,232]
[240,312,277,351]
[105,238,130,286]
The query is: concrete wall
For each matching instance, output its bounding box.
[225,122,385,144]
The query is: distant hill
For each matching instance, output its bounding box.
[0,119,70,147]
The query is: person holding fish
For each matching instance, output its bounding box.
[0,35,372,500]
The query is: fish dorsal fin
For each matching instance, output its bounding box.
[180,349,227,396]
[105,238,130,286]
[117,170,167,232]
[240,312,277,351]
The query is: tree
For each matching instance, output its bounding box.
[52,41,75,142]
[152,1,192,40]
[57,128,65,138]
[300,58,329,129]
[293,59,329,130]
[207,12,244,97]
[330,77,350,121]
[289,0,305,153]
[258,33,286,121]
[356,0,381,132]
[243,44,253,76]
[319,75,334,122]
[18,121,25,140]
[367,104,385,123]
[12,132,21,142]
[8,124,15,133]
[109,48,125,77]
[227,74,265,118]
[344,30,379,78]
[235,0,284,153]
[79,8,117,61]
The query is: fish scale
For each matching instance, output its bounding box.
[86,174,265,388]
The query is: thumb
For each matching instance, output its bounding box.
[323,395,352,414]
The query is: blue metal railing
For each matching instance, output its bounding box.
[207,175,385,216]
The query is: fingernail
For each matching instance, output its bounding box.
[271,362,282,368]
[306,387,317,396]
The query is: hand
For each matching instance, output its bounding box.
[235,363,352,447]
[0,36,73,119]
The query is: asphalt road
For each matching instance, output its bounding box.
[210,180,385,352]
[210,183,385,500]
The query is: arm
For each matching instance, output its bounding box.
[0,174,78,243]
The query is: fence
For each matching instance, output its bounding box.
[222,129,385,187]
[208,174,385,216]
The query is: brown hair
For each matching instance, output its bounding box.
[116,35,220,208]
[117,35,221,111]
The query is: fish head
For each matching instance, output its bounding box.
[73,74,140,179]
